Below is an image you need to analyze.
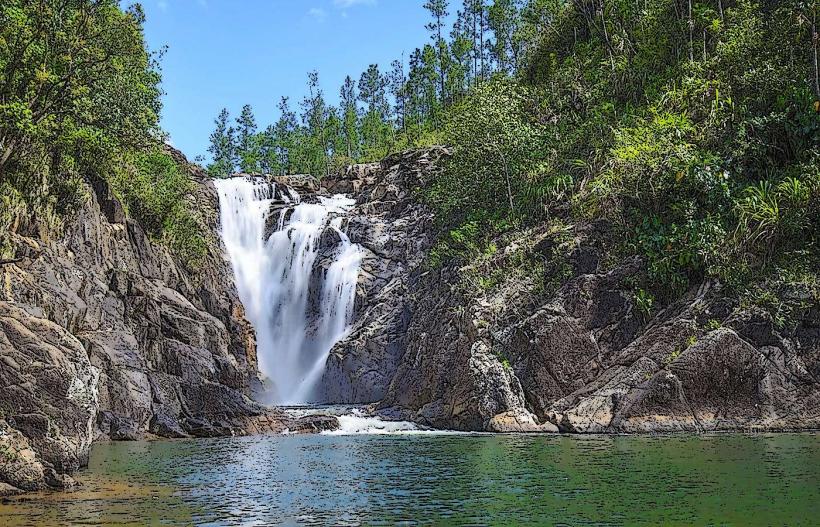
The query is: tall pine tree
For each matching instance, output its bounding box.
[358,64,390,157]
[340,76,360,160]
[274,97,298,175]
[424,0,450,107]
[207,108,236,177]
[235,104,260,173]
[300,71,330,176]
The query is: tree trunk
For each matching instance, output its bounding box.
[600,1,616,71]
[0,139,17,175]
[703,28,707,62]
[688,0,694,62]
[473,10,479,84]
[814,8,820,99]
[438,15,445,107]
[487,134,515,216]
[480,3,485,80]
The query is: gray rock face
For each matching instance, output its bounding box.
[307,147,820,433]
[316,149,446,404]
[0,154,328,492]
[378,209,820,431]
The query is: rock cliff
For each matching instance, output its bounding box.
[317,149,444,403]
[0,153,332,495]
[311,148,820,433]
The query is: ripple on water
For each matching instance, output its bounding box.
[1,433,818,526]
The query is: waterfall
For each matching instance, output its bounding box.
[214,176,361,404]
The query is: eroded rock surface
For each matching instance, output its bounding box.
[317,149,445,403]
[304,148,820,433]
[0,152,338,492]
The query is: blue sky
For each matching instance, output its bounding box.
[141,0,441,159]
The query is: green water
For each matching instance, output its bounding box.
[1,433,818,526]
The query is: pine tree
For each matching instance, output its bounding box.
[449,9,474,102]
[207,108,236,177]
[464,0,488,81]
[258,124,279,175]
[406,48,425,140]
[301,71,330,176]
[488,0,520,74]
[235,104,260,173]
[274,97,297,175]
[325,106,346,166]
[420,44,441,126]
[389,59,408,135]
[340,76,360,160]
[424,0,450,106]
[358,64,390,156]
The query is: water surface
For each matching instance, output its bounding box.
[2,433,818,526]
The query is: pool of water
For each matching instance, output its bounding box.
[1,432,818,526]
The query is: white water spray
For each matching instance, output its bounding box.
[214,176,361,404]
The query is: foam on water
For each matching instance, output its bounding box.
[323,409,422,435]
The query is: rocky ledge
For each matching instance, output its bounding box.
[297,148,819,434]
[0,152,337,495]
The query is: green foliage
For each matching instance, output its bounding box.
[634,289,655,320]
[425,79,545,238]
[0,442,19,463]
[419,0,818,303]
[0,0,162,185]
[193,0,818,305]
[0,0,205,268]
[207,108,237,177]
[735,172,818,264]
[706,319,722,331]
[111,150,206,269]
[236,104,260,173]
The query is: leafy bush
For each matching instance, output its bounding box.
[424,0,819,304]
[427,79,546,225]
[111,150,206,269]
[0,0,183,262]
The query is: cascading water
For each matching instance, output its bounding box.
[214,176,361,404]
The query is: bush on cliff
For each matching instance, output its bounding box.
[0,0,204,267]
[110,149,207,269]
[427,0,819,302]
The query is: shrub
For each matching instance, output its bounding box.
[111,149,206,269]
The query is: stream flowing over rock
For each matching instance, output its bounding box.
[213,176,361,404]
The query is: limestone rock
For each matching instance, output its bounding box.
[487,410,559,433]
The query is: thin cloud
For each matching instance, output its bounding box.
[333,0,377,8]
[307,7,327,21]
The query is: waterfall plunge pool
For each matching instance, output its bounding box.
[28,179,804,525]
[1,432,818,526]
